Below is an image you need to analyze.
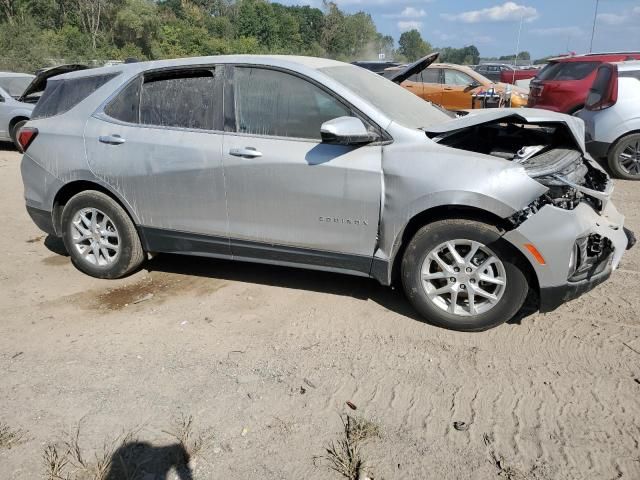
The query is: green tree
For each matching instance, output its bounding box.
[114,0,159,57]
[398,29,431,62]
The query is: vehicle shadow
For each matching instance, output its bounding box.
[0,141,17,151]
[144,252,538,328]
[105,441,193,480]
[43,234,537,328]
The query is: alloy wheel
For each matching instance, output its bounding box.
[71,208,120,266]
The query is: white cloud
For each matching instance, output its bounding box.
[597,7,640,26]
[384,7,427,19]
[442,2,538,23]
[397,20,423,32]
[531,26,584,37]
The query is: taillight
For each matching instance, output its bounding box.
[17,127,38,152]
[586,64,618,111]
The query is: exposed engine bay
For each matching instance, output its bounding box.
[428,119,610,214]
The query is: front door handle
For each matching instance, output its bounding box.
[229,147,263,158]
[99,134,125,145]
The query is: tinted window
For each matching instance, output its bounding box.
[104,78,141,124]
[234,67,352,139]
[140,69,217,130]
[585,65,613,108]
[32,73,118,120]
[444,69,474,86]
[409,68,440,83]
[536,61,598,81]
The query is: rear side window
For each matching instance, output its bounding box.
[536,61,598,81]
[104,68,220,130]
[32,73,118,120]
[234,67,352,139]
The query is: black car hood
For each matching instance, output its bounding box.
[386,52,439,84]
[19,64,88,101]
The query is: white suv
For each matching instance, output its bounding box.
[578,60,640,179]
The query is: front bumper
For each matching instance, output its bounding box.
[503,200,632,312]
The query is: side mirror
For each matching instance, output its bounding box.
[320,117,378,146]
[465,81,480,91]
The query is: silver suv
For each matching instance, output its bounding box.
[578,60,640,179]
[20,55,634,331]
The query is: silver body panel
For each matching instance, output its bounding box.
[0,75,35,141]
[20,55,630,298]
[577,61,640,148]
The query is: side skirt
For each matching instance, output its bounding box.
[140,226,376,279]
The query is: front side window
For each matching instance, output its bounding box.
[104,68,219,130]
[234,67,352,139]
[444,69,474,86]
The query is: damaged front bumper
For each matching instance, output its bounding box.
[503,199,634,313]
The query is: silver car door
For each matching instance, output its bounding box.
[85,67,230,254]
[222,66,382,270]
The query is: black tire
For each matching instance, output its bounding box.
[10,119,27,150]
[401,219,529,332]
[61,191,144,279]
[608,133,640,180]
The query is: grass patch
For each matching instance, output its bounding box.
[322,414,379,480]
[0,422,26,450]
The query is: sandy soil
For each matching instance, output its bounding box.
[1,145,639,479]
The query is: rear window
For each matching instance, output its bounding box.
[31,73,118,120]
[0,75,33,97]
[536,61,599,81]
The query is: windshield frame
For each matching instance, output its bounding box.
[319,64,454,130]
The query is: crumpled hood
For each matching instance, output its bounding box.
[19,64,88,101]
[424,108,586,154]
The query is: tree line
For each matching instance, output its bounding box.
[0,0,484,73]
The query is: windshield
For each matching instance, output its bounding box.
[0,75,34,98]
[320,65,453,129]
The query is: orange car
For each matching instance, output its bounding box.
[390,62,529,110]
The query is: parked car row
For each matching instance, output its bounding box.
[16,55,635,331]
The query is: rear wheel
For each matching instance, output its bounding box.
[401,219,529,331]
[10,119,27,150]
[61,191,144,279]
[608,133,640,180]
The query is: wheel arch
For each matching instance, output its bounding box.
[608,129,640,156]
[52,180,141,237]
[382,204,540,298]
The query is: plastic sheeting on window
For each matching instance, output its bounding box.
[234,67,352,139]
[31,73,118,120]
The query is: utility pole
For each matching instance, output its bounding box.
[589,0,600,53]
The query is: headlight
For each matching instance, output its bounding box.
[568,242,579,277]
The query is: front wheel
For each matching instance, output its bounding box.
[608,133,640,180]
[401,219,529,331]
[61,191,144,279]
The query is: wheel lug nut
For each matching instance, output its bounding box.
[470,279,476,284]
[454,267,460,273]
[450,277,456,283]
[465,267,472,273]
[460,284,466,290]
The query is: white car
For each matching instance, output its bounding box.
[578,60,640,179]
[0,72,35,148]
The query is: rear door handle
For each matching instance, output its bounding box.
[229,147,262,158]
[99,134,125,145]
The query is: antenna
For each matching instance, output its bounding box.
[589,0,599,53]
[512,12,524,84]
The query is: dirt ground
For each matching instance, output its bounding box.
[1,144,639,480]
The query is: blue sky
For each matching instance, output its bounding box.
[282,0,640,59]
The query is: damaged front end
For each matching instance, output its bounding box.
[426,111,611,217]
[425,109,634,311]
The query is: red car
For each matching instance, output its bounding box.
[499,66,539,85]
[528,52,640,114]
